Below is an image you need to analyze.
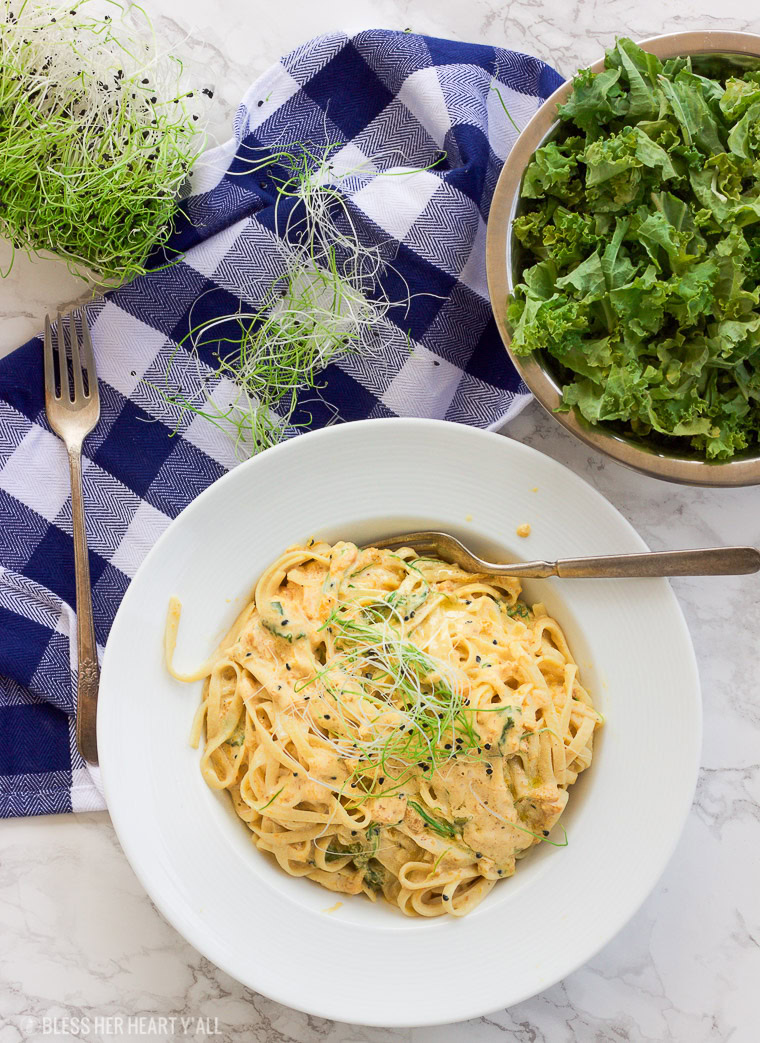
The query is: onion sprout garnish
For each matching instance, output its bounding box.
[256,785,284,813]
[158,141,444,457]
[287,558,507,801]
[0,0,203,283]
[491,85,522,134]
[427,846,452,877]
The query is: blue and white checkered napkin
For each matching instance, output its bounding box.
[0,30,561,817]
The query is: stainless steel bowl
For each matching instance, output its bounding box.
[486,31,760,487]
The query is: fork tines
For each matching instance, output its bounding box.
[43,310,97,405]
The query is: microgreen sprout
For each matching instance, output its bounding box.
[158,140,444,456]
[290,573,491,801]
[491,85,522,134]
[427,847,452,877]
[256,785,284,812]
[0,0,203,282]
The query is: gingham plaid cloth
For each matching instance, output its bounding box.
[0,30,562,817]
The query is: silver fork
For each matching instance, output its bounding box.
[370,531,760,578]
[43,311,101,764]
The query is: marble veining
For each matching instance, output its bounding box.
[0,0,758,1039]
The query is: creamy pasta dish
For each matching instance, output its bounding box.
[167,541,602,917]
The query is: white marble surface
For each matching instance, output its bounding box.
[1,0,759,1040]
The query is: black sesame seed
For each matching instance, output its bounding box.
[475,852,482,858]
[475,655,481,663]
[351,830,357,835]
[484,743,491,750]
[486,767,493,776]
[285,663,291,671]
[324,714,331,719]
[442,895,449,901]
[543,830,549,837]
[257,99,263,107]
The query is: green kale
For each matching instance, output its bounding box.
[498,713,516,749]
[510,38,760,460]
[226,723,246,747]
[363,860,387,891]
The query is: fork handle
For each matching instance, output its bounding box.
[69,444,99,764]
[534,546,760,578]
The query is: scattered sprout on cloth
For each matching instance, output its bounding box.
[0,0,204,284]
[509,37,760,460]
[160,141,436,457]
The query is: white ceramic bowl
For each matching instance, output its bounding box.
[99,418,701,1027]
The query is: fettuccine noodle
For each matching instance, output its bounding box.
[167,541,602,917]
